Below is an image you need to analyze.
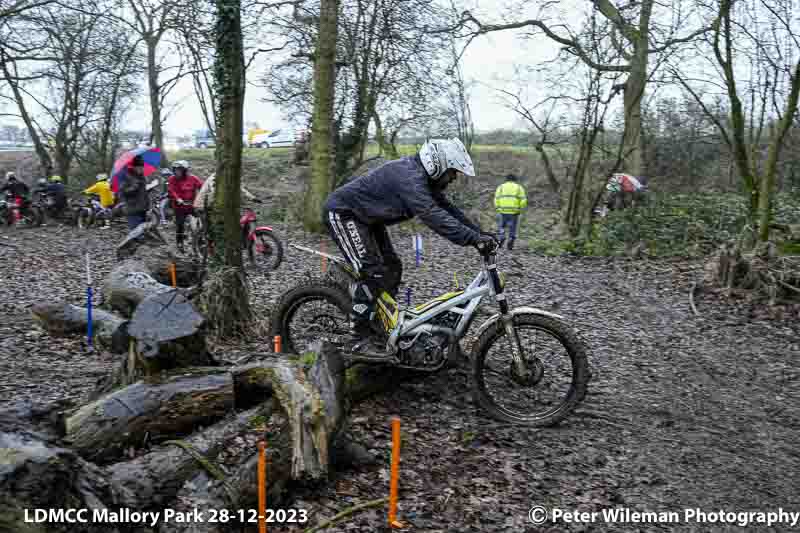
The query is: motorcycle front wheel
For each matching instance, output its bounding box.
[471,313,590,426]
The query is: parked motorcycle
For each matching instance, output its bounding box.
[0,192,43,227]
[189,203,283,270]
[34,189,75,225]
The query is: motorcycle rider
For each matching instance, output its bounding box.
[82,173,115,228]
[323,137,498,358]
[36,175,68,216]
[167,160,203,252]
[1,172,30,221]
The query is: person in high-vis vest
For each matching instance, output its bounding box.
[494,173,528,250]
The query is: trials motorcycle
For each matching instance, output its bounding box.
[271,243,590,426]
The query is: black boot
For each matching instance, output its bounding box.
[507,238,515,251]
[344,288,395,359]
[346,321,394,360]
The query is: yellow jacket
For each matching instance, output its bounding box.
[494,181,527,214]
[83,180,115,208]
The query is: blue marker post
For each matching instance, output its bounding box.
[86,252,93,350]
[406,287,412,307]
[413,234,423,267]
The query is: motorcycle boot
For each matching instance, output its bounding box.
[346,282,394,360]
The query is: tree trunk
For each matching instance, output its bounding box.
[0,55,53,177]
[757,59,800,241]
[64,369,235,463]
[208,0,251,338]
[535,142,560,196]
[147,37,167,167]
[31,302,129,353]
[304,0,340,233]
[107,403,268,508]
[157,346,348,533]
[0,421,119,533]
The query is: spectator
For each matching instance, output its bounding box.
[494,173,528,250]
[119,155,149,230]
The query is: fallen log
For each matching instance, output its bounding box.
[158,344,347,533]
[128,246,203,287]
[89,290,213,398]
[107,403,269,508]
[31,302,130,353]
[127,290,209,368]
[102,258,177,317]
[64,368,235,463]
[0,419,122,533]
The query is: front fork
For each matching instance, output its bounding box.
[487,264,528,377]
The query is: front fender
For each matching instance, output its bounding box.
[473,306,565,339]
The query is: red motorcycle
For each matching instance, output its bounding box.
[190,205,283,271]
[1,192,43,227]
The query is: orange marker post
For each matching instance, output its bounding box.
[258,441,267,533]
[273,335,282,353]
[388,417,406,528]
[169,262,177,288]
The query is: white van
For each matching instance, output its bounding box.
[252,129,295,148]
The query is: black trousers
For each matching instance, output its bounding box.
[325,209,402,334]
[175,208,194,244]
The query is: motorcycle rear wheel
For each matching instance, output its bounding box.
[245,229,284,271]
[270,279,351,355]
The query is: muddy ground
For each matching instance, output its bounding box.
[1,201,798,532]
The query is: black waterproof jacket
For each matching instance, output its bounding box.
[120,172,149,215]
[1,181,30,199]
[324,156,481,246]
[34,183,67,208]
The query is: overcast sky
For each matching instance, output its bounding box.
[135,5,562,138]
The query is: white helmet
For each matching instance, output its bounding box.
[172,160,190,170]
[418,138,475,180]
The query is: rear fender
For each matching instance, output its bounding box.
[473,306,565,340]
[247,226,273,241]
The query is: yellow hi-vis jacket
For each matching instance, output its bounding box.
[494,181,528,215]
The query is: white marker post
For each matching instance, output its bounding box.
[413,234,423,267]
[86,252,93,350]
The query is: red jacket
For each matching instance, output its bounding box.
[168,174,203,212]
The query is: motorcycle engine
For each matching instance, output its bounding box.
[397,330,450,370]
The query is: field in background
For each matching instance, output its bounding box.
[6,143,792,259]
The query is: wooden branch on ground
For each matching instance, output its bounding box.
[689,281,700,316]
[31,302,129,353]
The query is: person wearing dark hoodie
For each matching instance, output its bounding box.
[119,155,149,230]
[322,137,497,359]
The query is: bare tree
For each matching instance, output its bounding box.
[0,1,136,180]
[263,0,450,177]
[304,0,340,232]
[673,0,800,241]
[445,0,713,176]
